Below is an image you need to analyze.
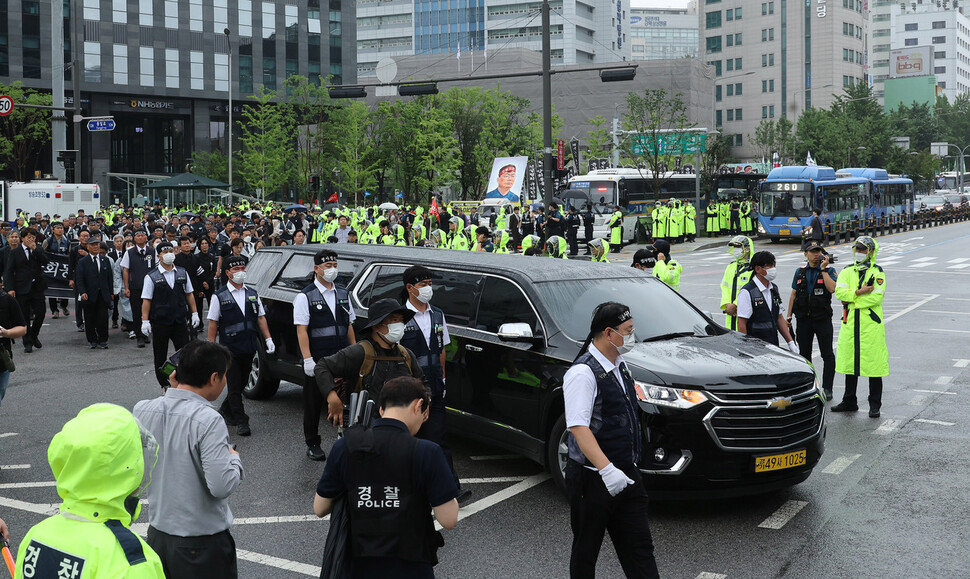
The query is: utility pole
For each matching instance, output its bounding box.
[51,0,66,181]
[541,0,553,208]
[225,28,233,199]
[71,0,82,183]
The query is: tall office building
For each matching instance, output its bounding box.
[699,0,866,159]
[629,2,699,61]
[887,3,970,103]
[0,0,354,195]
[357,0,632,79]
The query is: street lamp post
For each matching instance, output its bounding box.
[224,28,233,200]
[541,0,553,208]
[333,166,342,206]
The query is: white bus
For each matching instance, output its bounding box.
[1,180,102,221]
[565,168,701,242]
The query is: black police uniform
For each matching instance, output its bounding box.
[792,263,836,394]
[147,266,191,387]
[565,211,581,256]
[126,245,156,345]
[302,282,351,448]
[565,351,659,579]
[582,209,594,251]
[740,279,782,345]
[214,285,262,428]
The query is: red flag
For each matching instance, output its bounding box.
[326,192,338,203]
[429,198,440,218]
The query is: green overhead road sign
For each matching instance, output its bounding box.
[632,132,707,156]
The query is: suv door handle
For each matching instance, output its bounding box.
[465,344,483,352]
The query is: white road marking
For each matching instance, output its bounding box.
[461,476,530,484]
[452,473,550,525]
[930,328,970,334]
[875,419,901,435]
[954,359,970,368]
[822,454,861,475]
[0,464,30,470]
[0,433,19,438]
[914,389,957,395]
[912,256,934,261]
[233,515,319,524]
[947,258,970,263]
[758,500,808,529]
[943,297,970,301]
[948,264,970,270]
[935,376,954,385]
[0,481,56,489]
[922,310,970,315]
[696,573,728,579]
[908,395,927,406]
[469,454,524,461]
[905,236,924,241]
[0,496,60,516]
[235,549,319,576]
[884,294,939,324]
[914,418,955,426]
[909,262,934,268]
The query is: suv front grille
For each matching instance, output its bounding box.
[703,386,824,451]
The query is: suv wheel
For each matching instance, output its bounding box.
[243,349,281,400]
[546,414,569,492]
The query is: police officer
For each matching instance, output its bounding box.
[294,248,356,461]
[587,238,610,263]
[140,242,201,388]
[736,250,798,352]
[631,247,658,272]
[446,216,469,250]
[833,236,888,417]
[787,240,837,400]
[606,206,623,253]
[565,205,581,256]
[563,302,660,578]
[207,255,276,436]
[720,235,754,331]
[121,229,156,348]
[400,266,471,503]
[706,199,720,237]
[581,205,595,254]
[651,239,682,292]
[545,235,568,259]
[313,377,458,578]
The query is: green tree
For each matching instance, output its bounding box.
[331,101,377,206]
[622,88,694,200]
[236,87,295,201]
[283,75,334,200]
[699,133,733,198]
[752,119,777,163]
[414,98,459,203]
[584,116,613,165]
[191,150,228,183]
[0,82,53,180]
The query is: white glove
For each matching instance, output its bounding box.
[141,321,152,336]
[787,340,799,354]
[598,463,634,497]
[265,338,276,354]
[190,312,201,328]
[303,357,315,377]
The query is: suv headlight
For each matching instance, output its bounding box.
[634,381,708,410]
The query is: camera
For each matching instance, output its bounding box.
[828,255,838,263]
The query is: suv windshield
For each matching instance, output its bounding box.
[535,277,716,342]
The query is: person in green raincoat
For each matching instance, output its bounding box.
[740,199,753,235]
[520,234,541,255]
[666,200,682,242]
[651,204,662,239]
[683,201,697,242]
[587,238,610,262]
[493,229,511,254]
[718,201,730,232]
[16,404,166,578]
[832,236,888,417]
[606,207,623,252]
[446,216,469,250]
[651,239,682,292]
[720,235,754,331]
[545,235,568,258]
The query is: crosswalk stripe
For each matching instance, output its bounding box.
[910,262,934,268]
[947,258,970,263]
[948,264,970,269]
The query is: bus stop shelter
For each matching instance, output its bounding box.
[141,172,231,206]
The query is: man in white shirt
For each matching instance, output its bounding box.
[736,250,798,352]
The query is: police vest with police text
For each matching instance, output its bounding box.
[741,279,781,345]
[302,283,351,360]
[792,265,833,320]
[215,286,261,355]
[400,306,446,397]
[147,267,189,324]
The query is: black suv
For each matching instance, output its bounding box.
[243,245,825,497]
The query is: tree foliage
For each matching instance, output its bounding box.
[236,87,295,201]
[0,82,53,180]
[622,88,694,200]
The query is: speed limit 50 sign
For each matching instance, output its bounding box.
[0,95,13,116]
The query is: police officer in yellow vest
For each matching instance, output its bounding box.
[606,206,623,253]
[832,236,888,417]
[720,235,754,330]
[706,199,720,237]
[651,240,682,292]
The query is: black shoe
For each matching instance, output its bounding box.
[237,424,252,436]
[456,488,473,505]
[306,444,327,461]
[77,324,85,332]
[136,336,146,348]
[143,335,151,344]
[62,307,70,316]
[831,402,859,412]
[90,342,98,349]
[98,343,109,349]
[24,343,32,353]
[112,321,118,329]
[32,338,42,349]
[823,390,834,402]
[869,407,881,418]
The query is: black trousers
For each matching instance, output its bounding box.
[152,321,190,387]
[304,375,325,446]
[566,230,579,256]
[417,395,459,488]
[48,298,68,314]
[565,460,660,579]
[730,214,741,234]
[584,227,593,253]
[130,294,146,337]
[111,294,120,324]
[15,289,45,343]
[843,375,883,409]
[795,316,836,393]
[147,526,237,579]
[83,297,110,345]
[219,350,253,426]
[74,291,85,326]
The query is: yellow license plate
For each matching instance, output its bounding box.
[755,450,806,473]
[779,229,791,236]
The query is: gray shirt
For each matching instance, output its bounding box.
[134,388,244,536]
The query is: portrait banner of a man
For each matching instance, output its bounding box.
[484,156,528,203]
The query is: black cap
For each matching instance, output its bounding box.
[402,265,433,287]
[313,248,338,265]
[803,239,824,252]
[632,247,657,268]
[364,298,415,329]
[224,255,248,270]
[653,239,671,256]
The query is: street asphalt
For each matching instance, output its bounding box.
[1,220,968,578]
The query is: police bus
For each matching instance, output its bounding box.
[566,168,700,242]
[757,166,913,241]
[713,172,766,201]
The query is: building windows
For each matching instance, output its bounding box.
[262,2,276,40]
[726,57,741,71]
[904,23,917,31]
[139,0,152,27]
[214,52,228,91]
[716,109,723,126]
[706,11,722,28]
[727,108,742,121]
[734,134,743,146]
[727,35,733,47]
[139,46,153,86]
[112,0,127,23]
[762,28,774,41]
[735,82,742,95]
[762,105,768,118]
[843,75,855,87]
[735,57,742,69]
[112,44,127,85]
[165,48,178,88]
[762,78,775,92]
[709,59,722,76]
[932,36,945,44]
[239,41,253,93]
[735,7,742,18]
[735,33,742,45]
[83,0,100,20]
[727,58,734,71]
[935,51,945,59]
[706,36,722,53]
[239,0,253,37]
[727,109,734,121]
[190,51,204,90]
[726,8,734,20]
[843,48,855,62]
[932,21,946,29]
[716,85,722,101]
[263,56,276,89]
[904,38,917,46]
[934,66,946,74]
[762,2,774,14]
[762,53,774,67]
[938,81,946,88]
[736,108,742,120]
[164,0,177,29]
[762,105,774,117]
[84,41,100,82]
[214,0,229,32]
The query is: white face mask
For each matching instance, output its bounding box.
[764,267,777,281]
[244,236,252,244]
[415,286,433,304]
[161,252,176,265]
[321,267,339,283]
[854,251,869,264]
[383,322,406,344]
[231,271,247,284]
[732,247,744,259]
[613,329,636,354]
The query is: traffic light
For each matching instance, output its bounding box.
[600,67,637,82]
[328,86,367,99]
[399,83,439,96]
[309,175,320,192]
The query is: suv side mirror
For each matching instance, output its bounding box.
[497,322,539,343]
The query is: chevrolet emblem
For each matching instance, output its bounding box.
[767,397,792,410]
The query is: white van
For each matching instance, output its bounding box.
[0,180,102,221]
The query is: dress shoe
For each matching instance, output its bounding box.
[23,343,32,354]
[31,338,41,349]
[831,402,859,412]
[136,336,146,348]
[90,342,98,349]
[77,324,85,332]
[868,407,881,418]
[52,311,59,319]
[218,409,238,426]
[112,321,118,329]
[237,424,252,436]
[98,343,109,349]
[306,444,327,461]
[823,390,834,402]
[143,335,151,344]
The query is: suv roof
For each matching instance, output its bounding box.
[267,244,638,284]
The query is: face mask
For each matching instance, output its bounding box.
[613,329,636,354]
[161,252,176,265]
[732,247,744,259]
[231,271,247,284]
[855,251,868,264]
[764,267,777,281]
[415,286,433,303]
[321,267,339,282]
[383,322,406,344]
[244,236,252,243]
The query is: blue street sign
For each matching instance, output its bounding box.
[87,119,115,131]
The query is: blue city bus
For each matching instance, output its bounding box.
[758,166,913,241]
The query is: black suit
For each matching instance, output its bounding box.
[3,245,49,344]
[76,254,113,345]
